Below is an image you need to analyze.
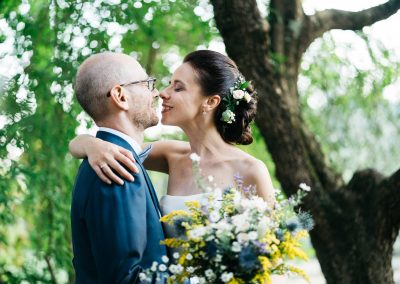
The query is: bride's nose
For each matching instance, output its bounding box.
[159,88,170,100]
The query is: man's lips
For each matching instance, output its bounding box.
[162,104,173,113]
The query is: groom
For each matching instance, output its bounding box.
[71,52,166,283]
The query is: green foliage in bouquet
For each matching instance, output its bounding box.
[140,156,314,284]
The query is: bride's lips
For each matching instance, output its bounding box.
[161,104,173,114]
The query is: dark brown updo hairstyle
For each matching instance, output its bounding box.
[183,50,257,145]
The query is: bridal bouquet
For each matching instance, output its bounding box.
[140,156,313,284]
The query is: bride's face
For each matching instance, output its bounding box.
[160,63,207,127]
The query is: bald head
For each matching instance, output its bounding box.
[74,52,146,121]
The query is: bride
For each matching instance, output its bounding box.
[69,49,275,218]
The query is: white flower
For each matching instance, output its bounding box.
[206,235,215,241]
[237,232,249,243]
[189,153,201,162]
[186,266,195,273]
[221,272,234,282]
[215,254,222,262]
[169,264,178,274]
[158,264,167,272]
[186,253,193,260]
[207,175,214,182]
[221,109,235,124]
[169,264,184,274]
[257,216,271,237]
[220,265,227,270]
[151,261,158,272]
[161,256,169,263]
[252,197,268,212]
[232,89,245,100]
[198,277,207,284]
[209,211,220,223]
[232,241,241,252]
[299,183,311,192]
[238,199,252,211]
[189,227,206,238]
[248,231,258,240]
[205,269,215,278]
[232,214,249,232]
[232,191,242,208]
[244,92,252,103]
[173,252,180,259]
[139,272,147,281]
[213,220,232,232]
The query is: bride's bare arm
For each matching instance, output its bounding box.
[244,160,276,206]
[142,140,189,174]
[69,134,138,185]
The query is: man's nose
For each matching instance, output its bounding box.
[152,88,160,97]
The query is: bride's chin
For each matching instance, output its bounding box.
[161,117,173,125]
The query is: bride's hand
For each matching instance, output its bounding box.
[86,139,139,185]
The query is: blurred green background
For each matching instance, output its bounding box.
[1,0,400,283]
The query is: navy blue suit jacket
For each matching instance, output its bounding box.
[71,131,167,284]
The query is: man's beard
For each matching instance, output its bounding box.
[133,112,159,129]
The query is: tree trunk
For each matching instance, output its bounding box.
[210,0,400,283]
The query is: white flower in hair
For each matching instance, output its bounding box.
[232,89,245,100]
[244,92,252,103]
[221,109,235,124]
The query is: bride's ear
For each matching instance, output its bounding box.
[203,95,221,112]
[109,85,129,111]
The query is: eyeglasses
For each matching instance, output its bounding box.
[107,77,157,96]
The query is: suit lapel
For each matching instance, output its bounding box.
[96,131,162,217]
[130,150,162,218]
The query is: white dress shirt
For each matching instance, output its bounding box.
[98,127,142,154]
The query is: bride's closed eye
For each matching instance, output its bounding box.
[170,81,184,92]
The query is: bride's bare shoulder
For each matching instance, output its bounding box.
[235,151,269,175]
[233,150,275,202]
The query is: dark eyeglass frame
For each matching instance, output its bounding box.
[107,77,157,97]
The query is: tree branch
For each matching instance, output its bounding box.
[301,0,400,52]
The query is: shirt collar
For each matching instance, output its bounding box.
[98,127,142,154]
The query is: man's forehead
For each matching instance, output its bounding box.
[124,61,148,80]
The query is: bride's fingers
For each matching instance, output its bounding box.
[116,152,139,174]
[108,159,135,182]
[100,165,124,185]
[94,166,112,184]
[119,148,136,163]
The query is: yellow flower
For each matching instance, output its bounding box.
[287,265,311,283]
[259,256,272,271]
[279,232,308,260]
[228,277,245,284]
[252,273,271,284]
[161,238,188,248]
[185,200,201,209]
[160,210,191,224]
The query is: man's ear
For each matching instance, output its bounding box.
[203,95,221,112]
[109,85,129,111]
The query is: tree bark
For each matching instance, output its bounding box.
[210,0,400,283]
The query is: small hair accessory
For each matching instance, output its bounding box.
[221,75,252,124]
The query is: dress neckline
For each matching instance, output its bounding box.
[162,193,207,198]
